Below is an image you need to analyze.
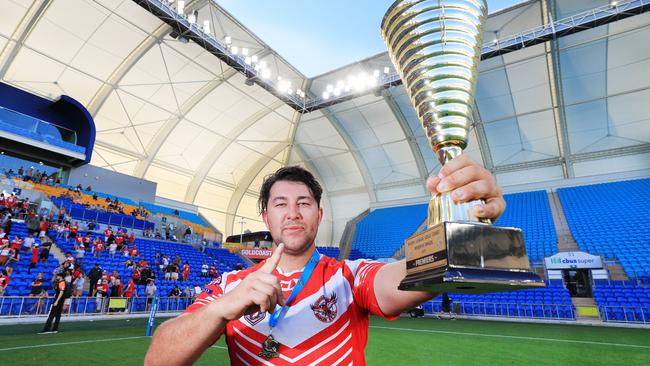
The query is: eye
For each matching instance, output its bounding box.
[275,203,287,207]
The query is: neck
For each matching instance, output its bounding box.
[277,244,316,272]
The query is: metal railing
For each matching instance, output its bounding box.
[0,106,80,148]
[598,305,650,324]
[0,296,193,318]
[423,300,576,320]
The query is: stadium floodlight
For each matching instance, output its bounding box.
[333,88,341,96]
[203,20,210,34]
[188,13,196,24]
[287,89,293,95]
[177,0,185,15]
[326,84,334,92]
[251,55,258,63]
[231,46,239,55]
[611,1,618,6]
[373,69,380,78]
[245,56,252,65]
[242,48,249,56]
[224,36,232,45]
[261,69,271,79]
[322,91,330,99]
[383,66,390,74]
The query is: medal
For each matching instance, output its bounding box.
[258,249,320,360]
[258,331,281,359]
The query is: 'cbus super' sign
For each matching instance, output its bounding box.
[545,251,603,269]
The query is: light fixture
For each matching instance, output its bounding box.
[326,84,334,92]
[383,67,390,74]
[611,1,618,6]
[322,92,330,99]
[251,55,258,63]
[373,69,380,78]
[203,20,210,34]
[261,69,271,79]
[177,0,185,15]
[231,46,239,55]
[242,48,249,56]
[245,56,252,65]
[224,36,232,45]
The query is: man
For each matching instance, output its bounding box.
[146,279,157,312]
[145,156,504,365]
[39,272,66,334]
[88,263,103,296]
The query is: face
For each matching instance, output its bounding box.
[262,180,323,256]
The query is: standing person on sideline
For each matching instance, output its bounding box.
[437,292,456,320]
[145,157,505,365]
[39,272,66,334]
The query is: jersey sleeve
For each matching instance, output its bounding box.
[347,259,399,320]
[183,275,227,314]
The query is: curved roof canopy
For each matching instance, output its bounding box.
[1,0,649,245]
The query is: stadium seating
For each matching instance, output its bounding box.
[558,179,650,277]
[494,191,558,262]
[316,246,340,260]
[593,282,650,322]
[423,285,575,320]
[0,222,60,299]
[49,230,246,312]
[350,203,428,260]
[50,196,153,231]
[349,191,557,262]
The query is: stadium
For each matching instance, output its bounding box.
[0,0,649,365]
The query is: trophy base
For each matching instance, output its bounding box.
[399,221,544,294]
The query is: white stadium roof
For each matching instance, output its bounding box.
[1,0,649,245]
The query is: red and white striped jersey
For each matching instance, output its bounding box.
[184,255,396,365]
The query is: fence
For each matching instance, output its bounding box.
[0,296,192,318]
[598,305,650,324]
[423,301,576,320]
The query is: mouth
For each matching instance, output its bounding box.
[283,225,304,233]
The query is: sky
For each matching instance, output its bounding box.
[216,0,526,77]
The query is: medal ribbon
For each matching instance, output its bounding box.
[268,249,320,329]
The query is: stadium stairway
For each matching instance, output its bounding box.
[547,192,579,252]
[571,297,602,324]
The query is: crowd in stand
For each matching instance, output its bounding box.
[4,166,61,186]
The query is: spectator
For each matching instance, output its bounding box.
[88,263,102,296]
[234,262,243,271]
[28,273,44,297]
[95,279,109,312]
[438,292,456,320]
[39,240,52,264]
[201,263,208,277]
[73,272,85,297]
[124,258,135,269]
[39,218,49,238]
[169,285,181,298]
[192,284,202,300]
[124,279,136,312]
[130,245,139,257]
[39,272,66,334]
[145,279,157,311]
[182,285,191,299]
[0,239,10,266]
[109,241,117,259]
[110,278,123,298]
[0,269,10,297]
[28,245,39,274]
[182,261,190,282]
[23,233,35,253]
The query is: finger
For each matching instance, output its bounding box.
[257,274,284,305]
[438,165,492,195]
[426,175,441,194]
[438,154,477,179]
[260,243,284,274]
[450,179,498,203]
[250,289,272,313]
[471,197,506,220]
[253,283,279,313]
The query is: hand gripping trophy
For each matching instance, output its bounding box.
[381,0,544,293]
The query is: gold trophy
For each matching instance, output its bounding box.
[381,0,544,293]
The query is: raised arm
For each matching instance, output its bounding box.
[374,155,505,316]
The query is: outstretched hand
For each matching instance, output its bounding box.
[426,155,505,220]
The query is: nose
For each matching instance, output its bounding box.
[286,202,302,220]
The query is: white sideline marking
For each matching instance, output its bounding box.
[0,336,147,351]
[370,325,650,349]
[0,336,229,352]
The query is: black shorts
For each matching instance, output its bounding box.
[147,297,153,304]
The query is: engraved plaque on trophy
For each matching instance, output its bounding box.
[381,0,544,293]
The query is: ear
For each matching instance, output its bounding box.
[262,209,269,229]
[318,206,323,225]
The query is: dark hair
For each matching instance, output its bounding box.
[258,166,323,213]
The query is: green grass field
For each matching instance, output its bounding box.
[0,316,649,365]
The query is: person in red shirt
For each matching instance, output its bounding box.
[130,246,139,257]
[5,194,16,208]
[145,161,506,365]
[124,278,136,313]
[95,279,109,312]
[138,258,148,269]
[132,268,141,282]
[39,219,49,238]
[182,262,190,282]
[128,232,136,244]
[0,194,5,207]
[208,264,216,277]
[0,269,10,297]
[70,222,79,238]
[28,245,39,274]
[10,236,22,253]
[94,240,104,258]
[115,235,125,249]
